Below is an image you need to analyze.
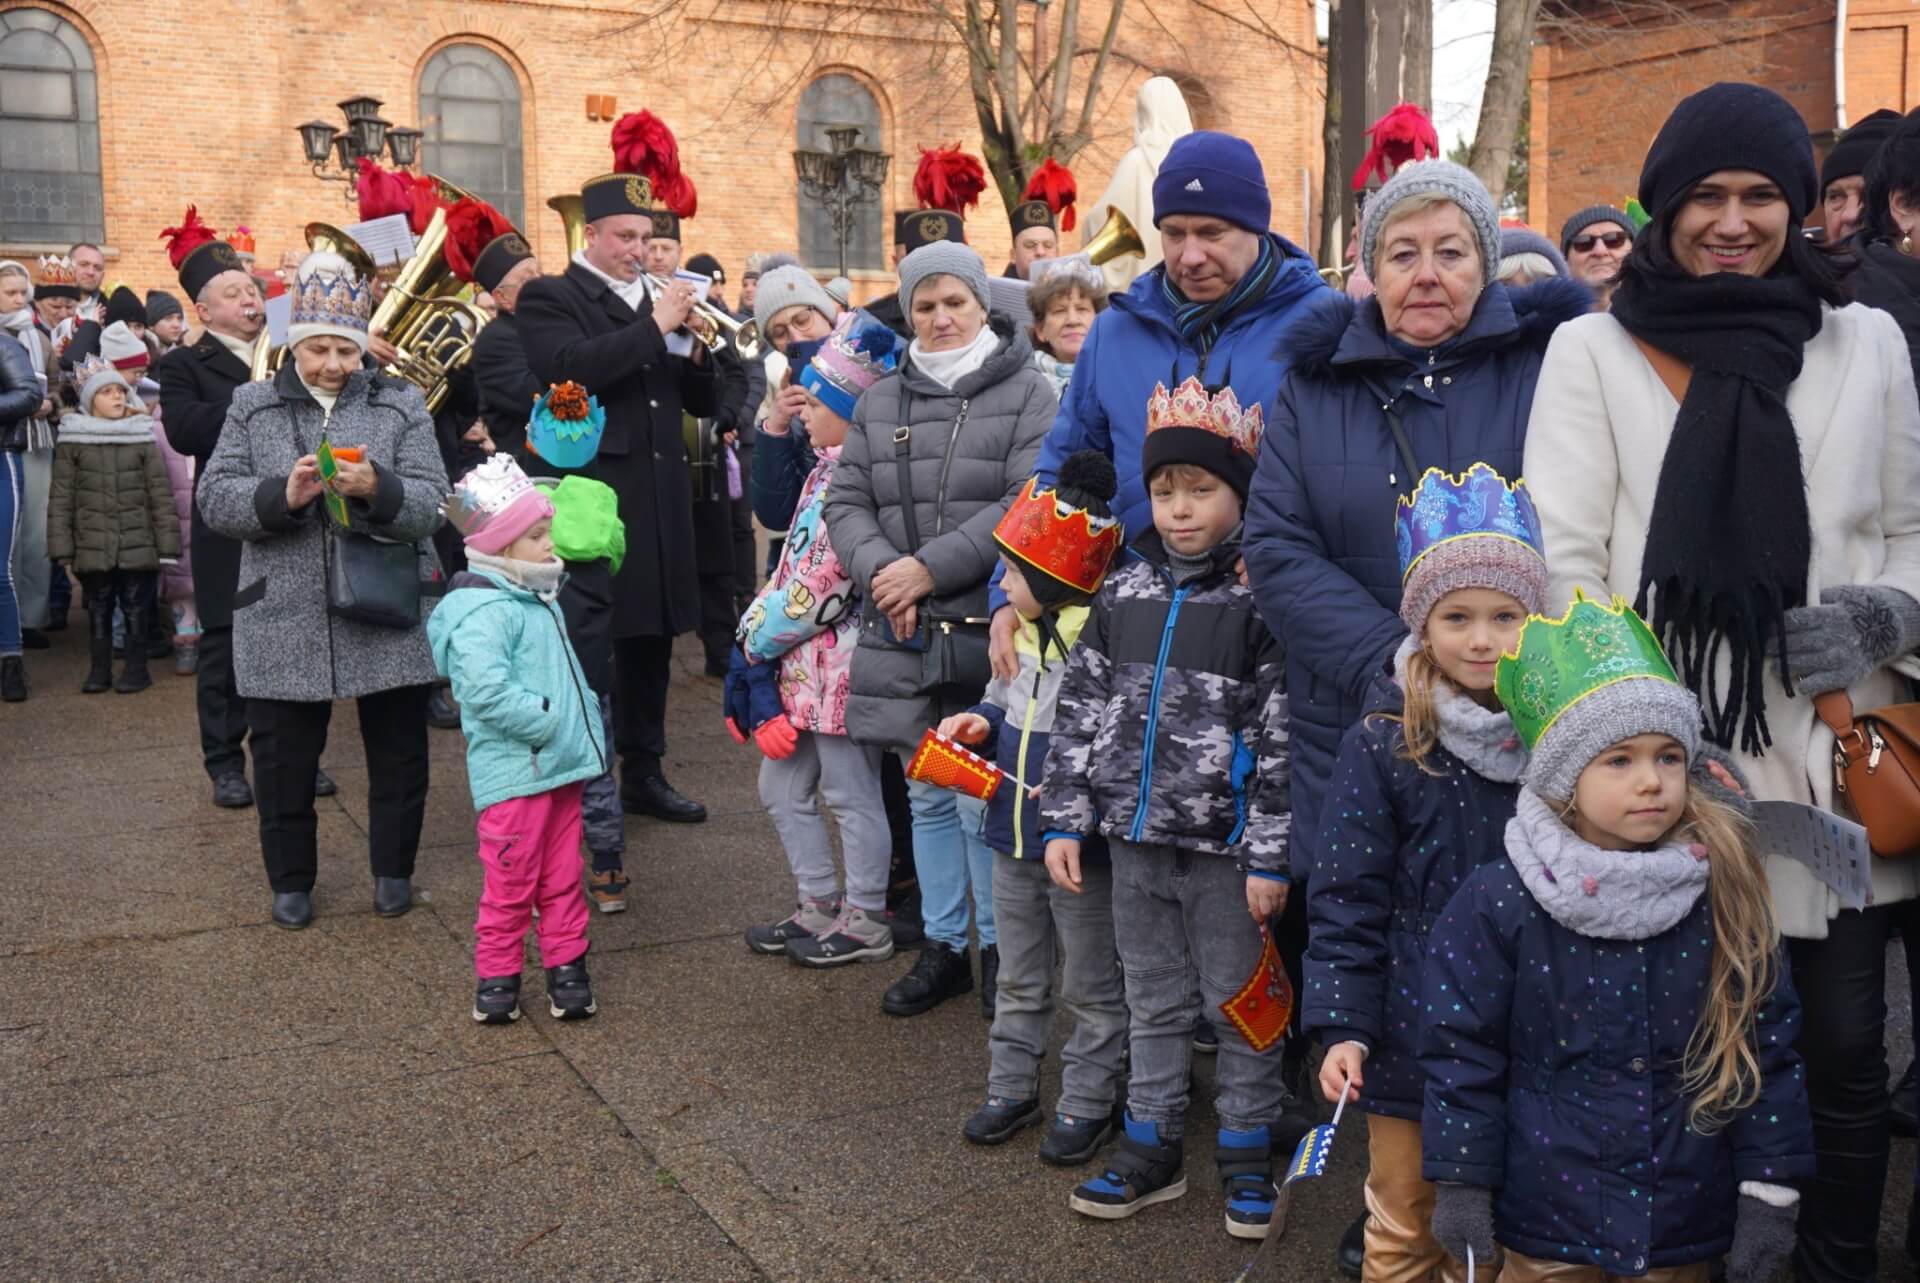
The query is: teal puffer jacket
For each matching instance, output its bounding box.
[427,567,608,811]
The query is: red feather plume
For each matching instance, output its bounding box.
[1022,159,1078,232]
[159,206,218,268]
[1352,103,1441,191]
[610,111,697,219]
[356,157,415,222]
[913,145,987,215]
[404,172,447,237]
[443,198,519,284]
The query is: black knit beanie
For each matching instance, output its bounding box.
[1639,82,1818,222]
[1559,204,1632,254]
[103,285,144,328]
[1821,108,1903,197]
[145,290,183,326]
[1142,424,1256,501]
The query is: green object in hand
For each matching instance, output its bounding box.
[317,435,350,528]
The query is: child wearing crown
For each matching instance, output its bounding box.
[1302,463,1546,1282]
[428,455,609,1024]
[1420,596,1813,1283]
[1042,376,1291,1239]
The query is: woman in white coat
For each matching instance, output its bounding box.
[1523,83,1920,1283]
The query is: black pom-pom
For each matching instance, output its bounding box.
[1056,449,1118,512]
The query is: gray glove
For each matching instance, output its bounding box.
[1780,585,1920,697]
[1430,1183,1495,1269]
[1691,742,1755,820]
[1724,1194,1797,1283]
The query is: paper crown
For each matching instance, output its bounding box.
[226,226,256,256]
[526,381,606,470]
[993,475,1124,598]
[289,253,374,335]
[798,313,900,421]
[1395,463,1544,584]
[33,254,77,290]
[905,728,1004,803]
[73,352,120,392]
[443,453,541,538]
[1145,375,1264,457]
[1494,591,1682,752]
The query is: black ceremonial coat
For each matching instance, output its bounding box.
[472,308,541,458]
[155,333,249,628]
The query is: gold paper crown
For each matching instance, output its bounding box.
[1145,375,1263,456]
[34,254,76,288]
[290,259,374,333]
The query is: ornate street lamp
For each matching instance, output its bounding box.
[294,96,425,204]
[793,122,892,278]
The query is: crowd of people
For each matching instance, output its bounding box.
[13,75,1920,1282]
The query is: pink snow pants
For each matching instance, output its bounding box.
[473,782,589,978]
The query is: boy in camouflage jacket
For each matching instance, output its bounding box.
[1041,375,1290,1240]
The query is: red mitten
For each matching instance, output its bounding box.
[754,715,800,761]
[725,717,749,745]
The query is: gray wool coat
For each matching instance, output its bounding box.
[823,316,1055,749]
[197,365,450,703]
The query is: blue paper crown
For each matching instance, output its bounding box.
[1395,463,1544,584]
[526,383,607,470]
[290,264,374,334]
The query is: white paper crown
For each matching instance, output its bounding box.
[441,454,536,537]
[290,251,373,334]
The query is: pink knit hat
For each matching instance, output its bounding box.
[443,455,555,555]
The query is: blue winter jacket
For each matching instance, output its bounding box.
[1243,276,1590,886]
[1420,859,1815,1274]
[1302,677,1519,1120]
[427,568,609,812]
[751,426,815,532]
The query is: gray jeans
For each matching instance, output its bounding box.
[581,692,624,870]
[759,730,890,911]
[987,853,1127,1118]
[1110,838,1285,1136]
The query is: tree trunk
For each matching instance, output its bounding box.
[1319,0,1346,268]
[1467,0,1542,210]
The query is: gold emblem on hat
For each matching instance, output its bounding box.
[624,176,652,208]
[500,233,530,257]
[918,214,948,242]
[211,243,241,268]
[651,210,675,237]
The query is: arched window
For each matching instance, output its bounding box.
[796,75,884,271]
[0,8,103,244]
[418,44,524,226]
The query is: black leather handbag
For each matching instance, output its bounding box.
[325,525,423,629]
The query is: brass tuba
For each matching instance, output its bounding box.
[1084,208,1145,266]
[547,194,587,258]
[252,222,381,380]
[370,175,490,413]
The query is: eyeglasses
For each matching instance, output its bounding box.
[1570,231,1629,252]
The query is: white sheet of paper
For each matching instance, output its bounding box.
[662,269,713,359]
[344,213,415,269]
[264,292,292,347]
[1751,800,1872,910]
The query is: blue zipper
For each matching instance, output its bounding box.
[1131,576,1187,842]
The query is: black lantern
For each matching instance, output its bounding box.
[848,146,891,189]
[384,126,421,169]
[824,124,862,154]
[337,95,384,124]
[297,120,340,166]
[793,123,892,278]
[351,114,390,161]
[332,130,357,173]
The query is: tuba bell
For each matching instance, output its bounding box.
[370,174,490,413]
[1084,208,1145,267]
[547,194,587,259]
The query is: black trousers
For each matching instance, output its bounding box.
[196,624,249,781]
[1788,899,1920,1282]
[696,571,737,669]
[730,486,758,598]
[612,633,672,780]
[246,684,431,893]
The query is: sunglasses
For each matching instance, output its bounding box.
[1570,231,1629,252]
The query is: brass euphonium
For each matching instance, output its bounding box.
[1084,208,1145,266]
[547,194,587,258]
[252,222,381,380]
[371,174,490,413]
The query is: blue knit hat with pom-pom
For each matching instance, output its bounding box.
[799,311,900,420]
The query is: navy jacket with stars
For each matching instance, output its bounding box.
[1302,676,1520,1120]
[1419,859,1815,1275]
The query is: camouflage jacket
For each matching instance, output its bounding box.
[1039,531,1291,874]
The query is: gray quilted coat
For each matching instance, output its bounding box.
[197,365,450,703]
[822,316,1055,748]
[47,413,182,574]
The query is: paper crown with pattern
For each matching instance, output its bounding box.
[1495,591,1682,753]
[992,465,1124,601]
[526,381,606,470]
[1393,463,1549,632]
[1145,376,1264,456]
[442,453,541,539]
[288,252,374,339]
[33,254,79,298]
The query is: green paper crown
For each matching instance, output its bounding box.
[1495,590,1681,751]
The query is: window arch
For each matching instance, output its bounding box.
[418,43,524,226]
[796,74,884,272]
[0,8,103,244]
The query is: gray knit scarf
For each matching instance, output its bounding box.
[466,549,565,602]
[1506,788,1708,940]
[1393,637,1526,783]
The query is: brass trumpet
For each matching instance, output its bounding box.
[646,274,763,361]
[1084,208,1145,266]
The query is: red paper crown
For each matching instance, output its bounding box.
[992,477,1124,598]
[905,729,1003,803]
[225,226,256,255]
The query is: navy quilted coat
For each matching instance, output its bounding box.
[1242,276,1590,887]
[1302,677,1519,1120]
[1419,859,1815,1275]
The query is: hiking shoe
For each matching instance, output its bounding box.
[963,1095,1040,1145]
[473,974,522,1024]
[880,940,972,1017]
[588,868,631,914]
[785,906,894,967]
[1217,1125,1277,1240]
[1041,1108,1121,1167]
[1069,1114,1187,1220]
[746,897,836,954]
[545,958,597,1020]
[1193,1020,1219,1054]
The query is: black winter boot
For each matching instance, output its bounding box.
[0,655,25,702]
[881,941,972,1017]
[115,600,153,693]
[82,579,115,693]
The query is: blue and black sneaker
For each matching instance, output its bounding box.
[1068,1113,1186,1220]
[1217,1124,1277,1240]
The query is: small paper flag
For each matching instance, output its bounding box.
[1283,1121,1337,1187]
[904,728,1007,803]
[316,435,350,528]
[1220,928,1293,1053]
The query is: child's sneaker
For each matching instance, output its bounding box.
[1216,1124,1277,1240]
[473,974,521,1024]
[587,868,630,914]
[962,1095,1040,1145]
[1068,1113,1187,1220]
[545,958,597,1020]
[1040,1107,1120,1167]
[746,897,836,955]
[785,906,894,967]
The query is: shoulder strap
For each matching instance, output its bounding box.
[1629,335,1693,404]
[893,386,920,554]
[1362,375,1421,495]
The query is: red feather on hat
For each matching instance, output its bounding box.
[356,157,415,222]
[1022,159,1078,232]
[404,172,447,236]
[1352,103,1441,191]
[443,198,519,284]
[913,145,987,215]
[610,111,697,219]
[159,206,218,267]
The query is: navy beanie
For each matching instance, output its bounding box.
[1152,132,1271,232]
[1821,107,1902,195]
[1638,82,1817,222]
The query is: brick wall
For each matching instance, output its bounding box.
[0,0,1326,301]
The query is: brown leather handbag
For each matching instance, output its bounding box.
[1815,691,1920,860]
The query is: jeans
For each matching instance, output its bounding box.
[898,757,995,951]
[0,451,21,656]
[474,782,589,976]
[13,446,49,627]
[580,692,624,871]
[760,731,890,911]
[987,853,1126,1118]
[1110,838,1283,1137]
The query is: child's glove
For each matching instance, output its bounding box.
[721,647,788,752]
[754,715,799,760]
[722,648,755,743]
[1691,742,1755,821]
[1430,1183,1495,1269]
[1725,1193,1798,1283]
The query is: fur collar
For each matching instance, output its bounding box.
[57,412,157,445]
[1506,788,1709,940]
[1278,275,1594,379]
[1393,636,1527,782]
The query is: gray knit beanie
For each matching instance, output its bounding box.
[1558,205,1633,254]
[1497,226,1569,279]
[753,265,842,342]
[899,240,991,313]
[1525,676,1704,801]
[1361,159,1502,286]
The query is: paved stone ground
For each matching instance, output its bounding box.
[3,628,1916,1282]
